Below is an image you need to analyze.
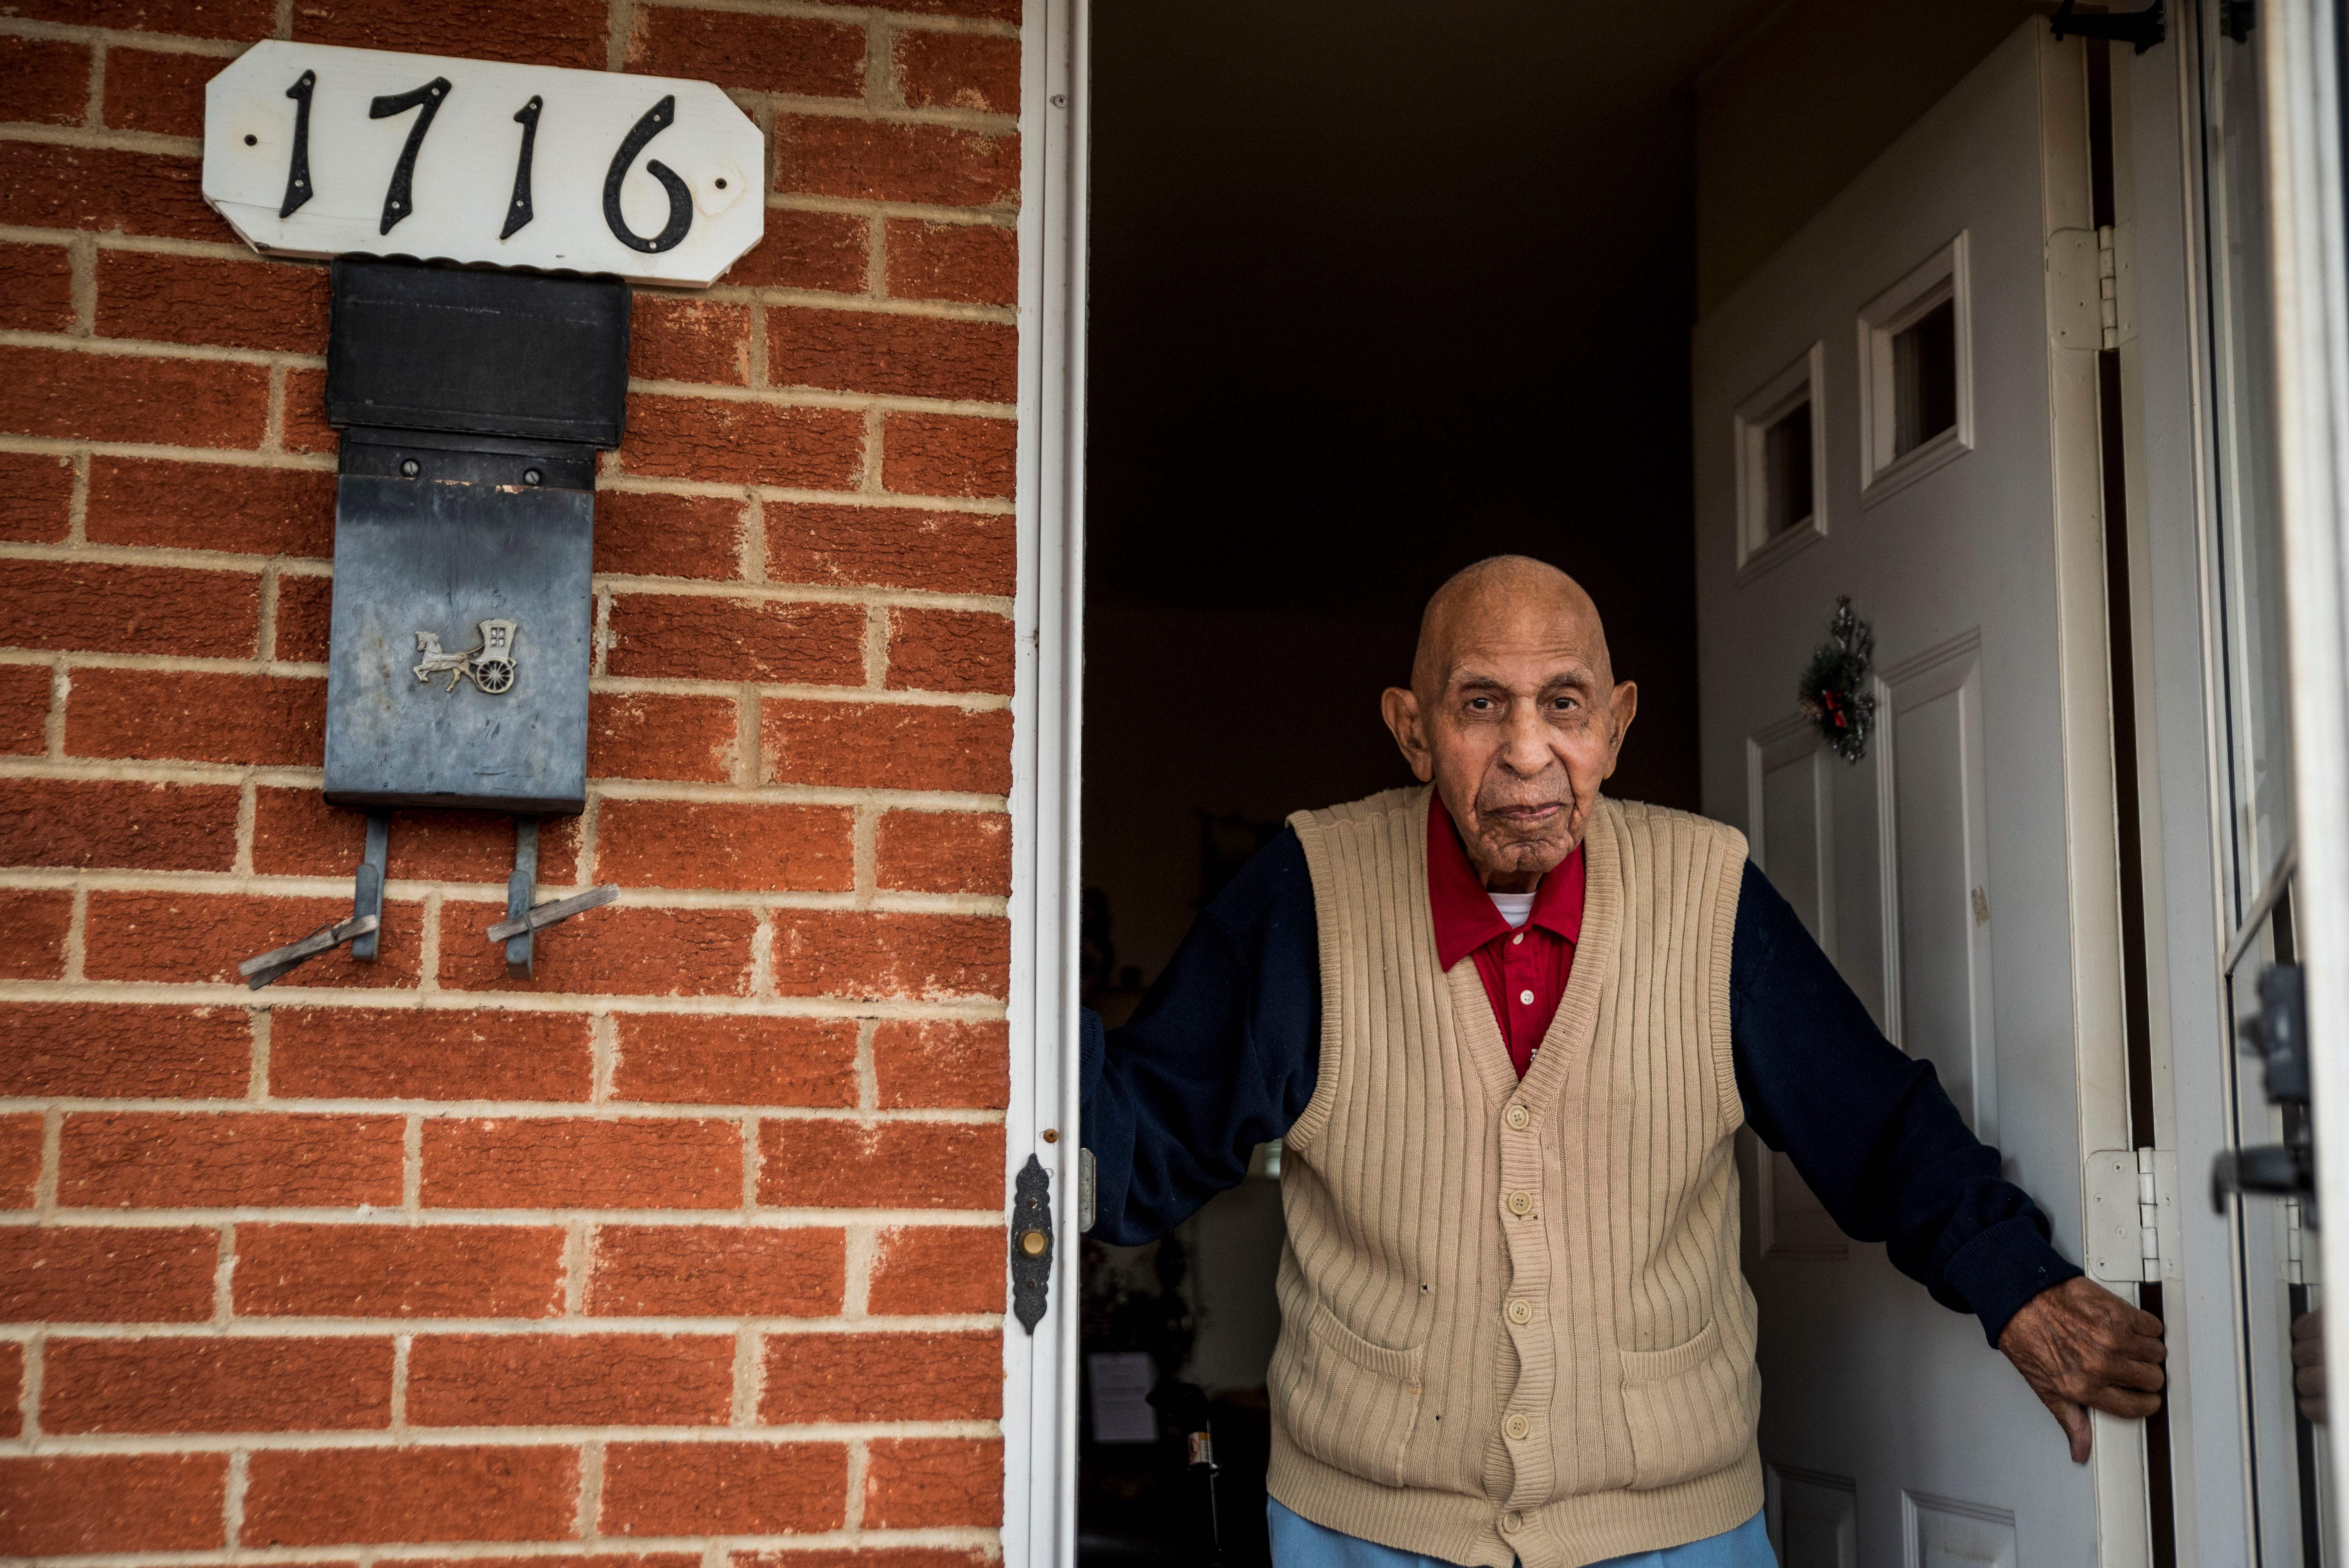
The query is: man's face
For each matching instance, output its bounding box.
[1381,577,1636,892]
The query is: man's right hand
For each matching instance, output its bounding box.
[1996,1276,2166,1462]
[2294,1307,2326,1424]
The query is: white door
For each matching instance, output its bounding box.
[1694,23,2148,1567]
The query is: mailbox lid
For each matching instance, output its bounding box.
[323,473,593,815]
[326,259,631,447]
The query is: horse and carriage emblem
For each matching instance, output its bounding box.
[413,618,519,695]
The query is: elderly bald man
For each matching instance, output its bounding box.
[1079,557,2165,1568]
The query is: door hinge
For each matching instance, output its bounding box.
[2097,225,2120,349]
[2087,1147,2179,1283]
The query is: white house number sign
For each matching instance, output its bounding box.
[203,42,764,287]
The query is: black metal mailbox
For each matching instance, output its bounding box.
[320,259,629,815]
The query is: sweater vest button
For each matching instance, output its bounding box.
[1505,1103,1531,1130]
[1501,1511,1525,1535]
[1506,1298,1534,1325]
[1508,1190,1533,1216]
[1504,1412,1532,1441]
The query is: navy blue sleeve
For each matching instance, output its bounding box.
[1731,861,2083,1346]
[1079,827,1322,1244]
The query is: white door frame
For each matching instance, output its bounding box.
[1006,0,1089,1564]
[2262,0,2349,1541]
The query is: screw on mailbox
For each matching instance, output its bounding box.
[400,457,419,477]
[523,467,542,485]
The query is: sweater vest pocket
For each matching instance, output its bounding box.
[1617,1317,1760,1492]
[1273,1300,1426,1488]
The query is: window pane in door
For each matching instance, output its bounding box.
[1764,400,1814,534]
[1893,298,1958,455]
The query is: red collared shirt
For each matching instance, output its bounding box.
[1426,792,1586,1078]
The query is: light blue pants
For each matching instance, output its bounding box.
[1268,1498,1775,1568]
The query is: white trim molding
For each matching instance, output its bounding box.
[1004,0,1088,1563]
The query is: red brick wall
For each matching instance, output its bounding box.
[0,0,1020,1559]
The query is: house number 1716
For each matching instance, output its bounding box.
[273,69,695,254]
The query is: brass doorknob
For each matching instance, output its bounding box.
[1017,1228,1049,1257]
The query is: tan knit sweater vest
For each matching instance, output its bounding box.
[1267,788,1761,1568]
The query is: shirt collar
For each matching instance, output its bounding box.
[1426,790,1586,970]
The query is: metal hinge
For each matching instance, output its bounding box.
[2097,225,2120,349]
[2087,1148,2180,1283]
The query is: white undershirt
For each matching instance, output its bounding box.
[1489,891,1536,930]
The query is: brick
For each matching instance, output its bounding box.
[0,778,239,871]
[0,890,68,979]
[275,572,335,661]
[757,1119,1002,1210]
[613,395,861,489]
[594,490,745,580]
[0,344,264,443]
[271,1007,594,1102]
[42,1337,394,1434]
[735,1552,988,1568]
[885,220,1016,306]
[58,1112,403,1209]
[876,810,1009,897]
[599,1441,846,1537]
[0,1226,216,1322]
[606,595,865,685]
[587,1224,845,1317]
[0,240,73,330]
[766,502,1014,596]
[251,789,581,883]
[766,306,1014,403]
[0,1003,250,1097]
[882,410,1016,498]
[99,251,330,354]
[412,1558,699,1568]
[869,1224,1005,1314]
[596,800,854,893]
[729,209,869,293]
[435,904,757,997]
[0,1343,18,1436]
[888,607,1013,693]
[774,114,1017,208]
[408,1333,734,1427]
[874,0,1018,18]
[760,1330,999,1422]
[0,1455,227,1555]
[863,1439,1002,1530]
[0,34,92,126]
[1,558,257,656]
[104,47,215,137]
[0,450,73,543]
[85,892,422,989]
[0,665,46,755]
[243,1445,582,1545]
[611,1014,858,1108]
[0,143,219,240]
[423,1116,744,1210]
[589,692,738,782]
[234,1223,566,1318]
[0,1114,39,1208]
[283,366,337,453]
[69,669,323,764]
[872,1019,1008,1109]
[627,8,863,98]
[896,30,1019,117]
[292,0,606,68]
[772,912,1009,1001]
[761,699,1011,793]
[629,295,752,386]
[6,0,274,33]
[88,457,335,556]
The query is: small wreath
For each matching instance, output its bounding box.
[1798,596,1877,765]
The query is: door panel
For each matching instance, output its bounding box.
[1695,21,2139,1565]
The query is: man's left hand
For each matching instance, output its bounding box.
[1996,1276,2166,1462]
